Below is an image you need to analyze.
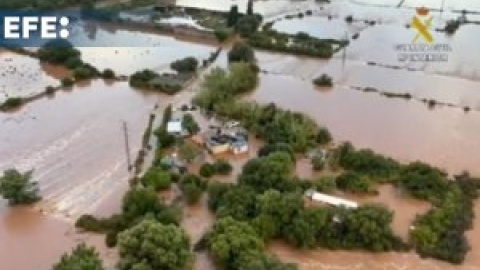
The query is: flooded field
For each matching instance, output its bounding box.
[0,51,69,103]
[71,24,216,75]
[252,72,480,175]
[0,80,162,217]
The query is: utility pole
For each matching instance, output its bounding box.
[122,120,132,171]
[440,0,446,18]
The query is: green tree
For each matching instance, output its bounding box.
[255,190,304,239]
[236,252,297,270]
[182,113,200,135]
[199,163,215,178]
[227,5,239,27]
[397,162,449,201]
[336,172,374,194]
[236,15,260,37]
[122,187,180,225]
[239,152,295,192]
[117,219,193,270]
[312,175,336,193]
[170,57,198,73]
[179,174,206,204]
[246,0,254,15]
[178,141,202,163]
[102,68,115,79]
[228,42,255,64]
[316,127,332,145]
[52,243,104,270]
[213,159,233,175]
[216,185,257,220]
[284,208,328,248]
[207,217,264,268]
[0,169,41,205]
[141,168,172,191]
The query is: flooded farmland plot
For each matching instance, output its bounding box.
[71,24,217,75]
[0,80,161,217]
[0,51,69,103]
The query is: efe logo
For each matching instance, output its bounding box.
[3,16,69,39]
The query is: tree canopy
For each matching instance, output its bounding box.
[52,243,104,270]
[117,219,193,270]
[0,169,41,205]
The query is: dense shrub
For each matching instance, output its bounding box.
[102,68,115,79]
[313,74,333,87]
[213,159,233,175]
[179,174,206,204]
[170,57,199,73]
[199,163,216,178]
[61,77,74,87]
[336,172,375,194]
[141,168,172,191]
[334,142,400,178]
[214,27,233,42]
[312,176,336,193]
[236,15,261,37]
[258,143,296,161]
[1,97,23,109]
[228,42,255,63]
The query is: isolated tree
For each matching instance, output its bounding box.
[227,5,239,27]
[52,243,104,270]
[179,174,206,204]
[236,15,260,37]
[0,169,41,205]
[141,168,172,191]
[207,217,264,267]
[178,141,202,163]
[182,113,200,135]
[246,0,254,15]
[117,219,193,270]
[228,42,255,64]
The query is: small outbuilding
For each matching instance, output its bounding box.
[167,119,182,136]
[305,189,358,209]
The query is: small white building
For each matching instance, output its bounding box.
[167,119,182,135]
[305,189,358,209]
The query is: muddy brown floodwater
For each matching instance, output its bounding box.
[251,68,480,176]
[0,205,117,270]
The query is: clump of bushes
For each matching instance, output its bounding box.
[45,86,56,95]
[140,168,172,191]
[61,77,75,87]
[214,27,233,42]
[199,159,233,178]
[228,42,255,64]
[313,74,333,87]
[235,15,261,37]
[1,97,23,109]
[179,174,207,204]
[170,57,199,73]
[129,69,185,95]
[102,68,116,79]
[336,172,376,195]
[248,29,344,59]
